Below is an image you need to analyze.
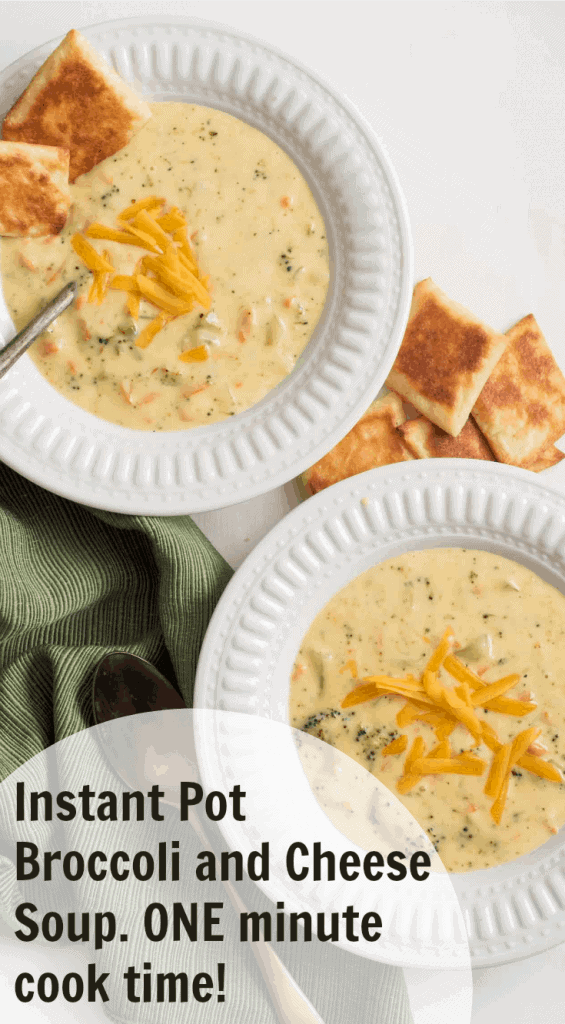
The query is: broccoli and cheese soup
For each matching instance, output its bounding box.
[0,103,329,431]
[290,549,565,872]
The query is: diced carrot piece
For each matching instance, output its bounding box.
[41,339,61,355]
[119,380,134,404]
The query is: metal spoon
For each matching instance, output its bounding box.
[92,651,325,1024]
[0,281,76,379]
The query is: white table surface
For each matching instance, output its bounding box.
[2,2,565,1022]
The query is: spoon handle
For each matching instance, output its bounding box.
[0,281,77,380]
[190,809,325,1024]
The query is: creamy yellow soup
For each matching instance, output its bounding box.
[290,549,565,872]
[0,103,329,430]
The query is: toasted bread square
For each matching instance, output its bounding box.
[528,446,565,473]
[398,415,495,461]
[2,29,151,182]
[472,314,565,467]
[386,279,508,437]
[302,392,413,495]
[0,140,70,236]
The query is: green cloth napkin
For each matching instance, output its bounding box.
[0,461,413,1023]
[0,461,233,777]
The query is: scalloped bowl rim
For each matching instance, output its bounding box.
[0,16,412,514]
[194,459,565,967]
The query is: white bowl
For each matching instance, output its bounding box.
[195,459,565,967]
[0,16,412,514]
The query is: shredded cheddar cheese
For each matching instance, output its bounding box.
[179,345,208,363]
[135,312,171,350]
[339,659,358,679]
[484,743,511,799]
[85,224,157,249]
[470,675,521,706]
[425,626,454,673]
[156,208,186,232]
[135,275,192,316]
[127,292,140,320]
[117,196,165,221]
[71,198,212,349]
[382,735,408,756]
[109,275,139,292]
[71,235,114,275]
[341,630,561,824]
[132,209,172,251]
[429,738,451,759]
[411,754,486,776]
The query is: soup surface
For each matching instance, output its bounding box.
[0,103,329,430]
[290,549,565,871]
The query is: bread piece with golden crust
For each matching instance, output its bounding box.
[386,278,508,437]
[472,314,565,467]
[2,29,151,182]
[302,392,413,495]
[0,140,70,236]
[528,446,565,473]
[398,415,495,461]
